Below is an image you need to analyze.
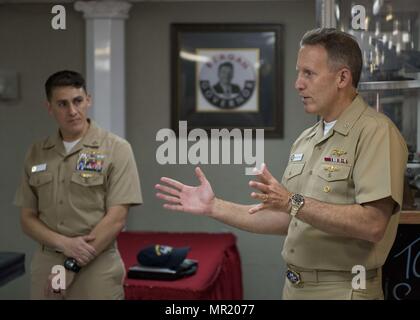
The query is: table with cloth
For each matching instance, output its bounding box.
[117,231,243,300]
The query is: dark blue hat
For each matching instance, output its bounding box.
[137,244,190,270]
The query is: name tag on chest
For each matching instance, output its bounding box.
[290,153,304,162]
[31,163,47,173]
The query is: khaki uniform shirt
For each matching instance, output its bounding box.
[281,95,408,271]
[14,120,143,238]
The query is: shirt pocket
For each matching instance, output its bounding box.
[284,162,305,180]
[69,172,106,211]
[283,162,305,192]
[315,164,352,202]
[29,172,53,211]
[316,164,351,182]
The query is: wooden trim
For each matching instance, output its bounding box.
[400,211,420,224]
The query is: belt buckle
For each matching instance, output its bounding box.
[286,269,302,286]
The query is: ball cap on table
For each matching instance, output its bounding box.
[137,244,190,270]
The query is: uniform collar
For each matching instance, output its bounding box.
[80,120,102,148]
[331,94,367,136]
[42,119,103,152]
[304,95,367,143]
[305,121,322,140]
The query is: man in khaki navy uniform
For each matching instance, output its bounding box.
[154,28,408,300]
[14,70,142,299]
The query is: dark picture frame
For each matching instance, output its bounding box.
[171,23,284,138]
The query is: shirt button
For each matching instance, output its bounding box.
[308,170,313,175]
[323,186,331,193]
[294,222,298,227]
[290,249,295,254]
[59,200,63,205]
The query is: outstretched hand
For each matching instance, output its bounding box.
[248,163,292,214]
[155,167,215,215]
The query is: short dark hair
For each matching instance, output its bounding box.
[45,70,87,100]
[300,28,363,87]
[218,62,234,72]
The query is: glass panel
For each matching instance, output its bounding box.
[359,90,418,153]
[323,0,420,208]
[334,0,419,81]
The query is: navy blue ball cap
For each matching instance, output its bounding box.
[137,244,190,270]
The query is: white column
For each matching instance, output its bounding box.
[74,1,131,138]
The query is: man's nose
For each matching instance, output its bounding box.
[295,76,305,91]
[68,103,78,115]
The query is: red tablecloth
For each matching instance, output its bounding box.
[117,231,243,300]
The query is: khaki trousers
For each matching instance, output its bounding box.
[30,245,126,300]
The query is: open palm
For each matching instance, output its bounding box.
[155,167,215,215]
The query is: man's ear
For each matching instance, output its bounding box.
[45,100,53,115]
[86,94,92,108]
[337,68,352,89]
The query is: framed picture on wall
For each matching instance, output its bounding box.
[171,23,284,138]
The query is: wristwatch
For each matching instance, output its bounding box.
[289,193,305,217]
[64,257,81,273]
